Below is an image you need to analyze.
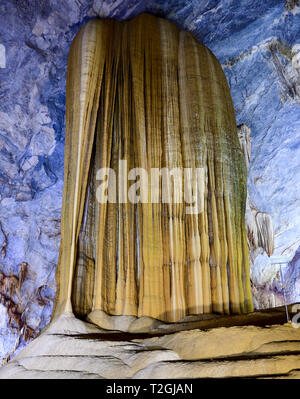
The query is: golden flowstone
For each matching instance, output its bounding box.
[53,14,253,324]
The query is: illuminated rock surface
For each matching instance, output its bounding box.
[54,15,252,327]
[0,311,299,379]
[0,0,299,363]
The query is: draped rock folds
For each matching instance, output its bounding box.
[53,14,253,325]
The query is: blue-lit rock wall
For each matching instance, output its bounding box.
[0,0,299,363]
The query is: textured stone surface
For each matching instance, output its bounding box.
[285,247,300,304]
[0,312,299,379]
[58,15,252,326]
[0,0,299,363]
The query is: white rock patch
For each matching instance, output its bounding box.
[0,44,5,68]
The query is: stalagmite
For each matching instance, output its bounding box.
[53,14,253,325]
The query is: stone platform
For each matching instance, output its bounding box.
[0,305,299,379]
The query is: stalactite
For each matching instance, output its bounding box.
[255,212,274,256]
[53,14,253,324]
[237,124,251,170]
[246,197,274,257]
[237,124,274,258]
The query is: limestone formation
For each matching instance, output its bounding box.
[53,14,253,327]
[238,124,274,257]
[0,312,299,379]
[0,0,300,368]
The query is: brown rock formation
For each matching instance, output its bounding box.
[54,14,253,325]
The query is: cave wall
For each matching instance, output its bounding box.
[0,0,299,363]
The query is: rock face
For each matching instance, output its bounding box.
[0,312,299,379]
[285,247,300,304]
[0,0,299,363]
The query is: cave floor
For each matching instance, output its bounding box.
[144,303,300,337]
[0,307,299,379]
[86,303,300,339]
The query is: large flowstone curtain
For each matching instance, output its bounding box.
[53,14,253,324]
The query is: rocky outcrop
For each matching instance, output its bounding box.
[269,41,300,103]
[285,0,300,11]
[0,312,299,379]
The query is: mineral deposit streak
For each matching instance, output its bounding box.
[53,14,253,324]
